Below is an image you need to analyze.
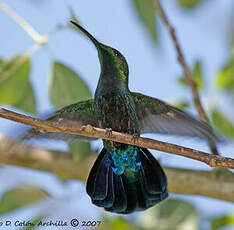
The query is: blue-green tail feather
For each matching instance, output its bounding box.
[86,147,168,214]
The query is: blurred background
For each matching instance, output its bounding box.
[0,0,234,229]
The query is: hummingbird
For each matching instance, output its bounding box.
[25,21,219,214]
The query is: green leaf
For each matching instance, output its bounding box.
[216,58,234,93]
[100,217,138,230]
[0,56,36,114]
[49,62,92,109]
[178,60,203,91]
[177,0,203,9]
[139,199,198,230]
[133,0,157,42]
[212,109,234,139]
[69,141,91,163]
[14,82,36,114]
[0,186,50,215]
[211,216,234,230]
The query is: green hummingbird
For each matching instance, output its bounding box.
[25,21,219,214]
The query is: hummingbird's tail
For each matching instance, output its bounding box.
[86,147,168,214]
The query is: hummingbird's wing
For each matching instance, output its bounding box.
[23,99,97,142]
[133,93,220,142]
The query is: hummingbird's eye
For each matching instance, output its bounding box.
[114,50,120,57]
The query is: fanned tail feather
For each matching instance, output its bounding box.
[86,148,168,214]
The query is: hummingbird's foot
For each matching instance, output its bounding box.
[105,128,113,137]
[132,133,139,144]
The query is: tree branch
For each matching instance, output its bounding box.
[0,135,233,202]
[165,167,234,202]
[0,2,47,45]
[0,107,233,169]
[154,0,219,155]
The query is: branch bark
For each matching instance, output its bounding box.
[154,0,219,155]
[0,135,233,202]
[0,107,233,169]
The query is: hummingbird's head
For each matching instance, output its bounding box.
[97,45,129,83]
[71,21,129,92]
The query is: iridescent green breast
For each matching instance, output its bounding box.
[94,90,140,135]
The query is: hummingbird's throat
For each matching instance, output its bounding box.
[109,146,141,175]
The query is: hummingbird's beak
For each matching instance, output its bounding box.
[70,21,101,51]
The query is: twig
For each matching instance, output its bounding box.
[0,135,233,202]
[154,0,219,155]
[0,107,233,169]
[154,0,206,120]
[0,2,48,44]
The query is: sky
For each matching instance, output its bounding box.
[0,0,233,229]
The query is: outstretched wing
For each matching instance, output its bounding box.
[23,99,97,142]
[133,93,219,143]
